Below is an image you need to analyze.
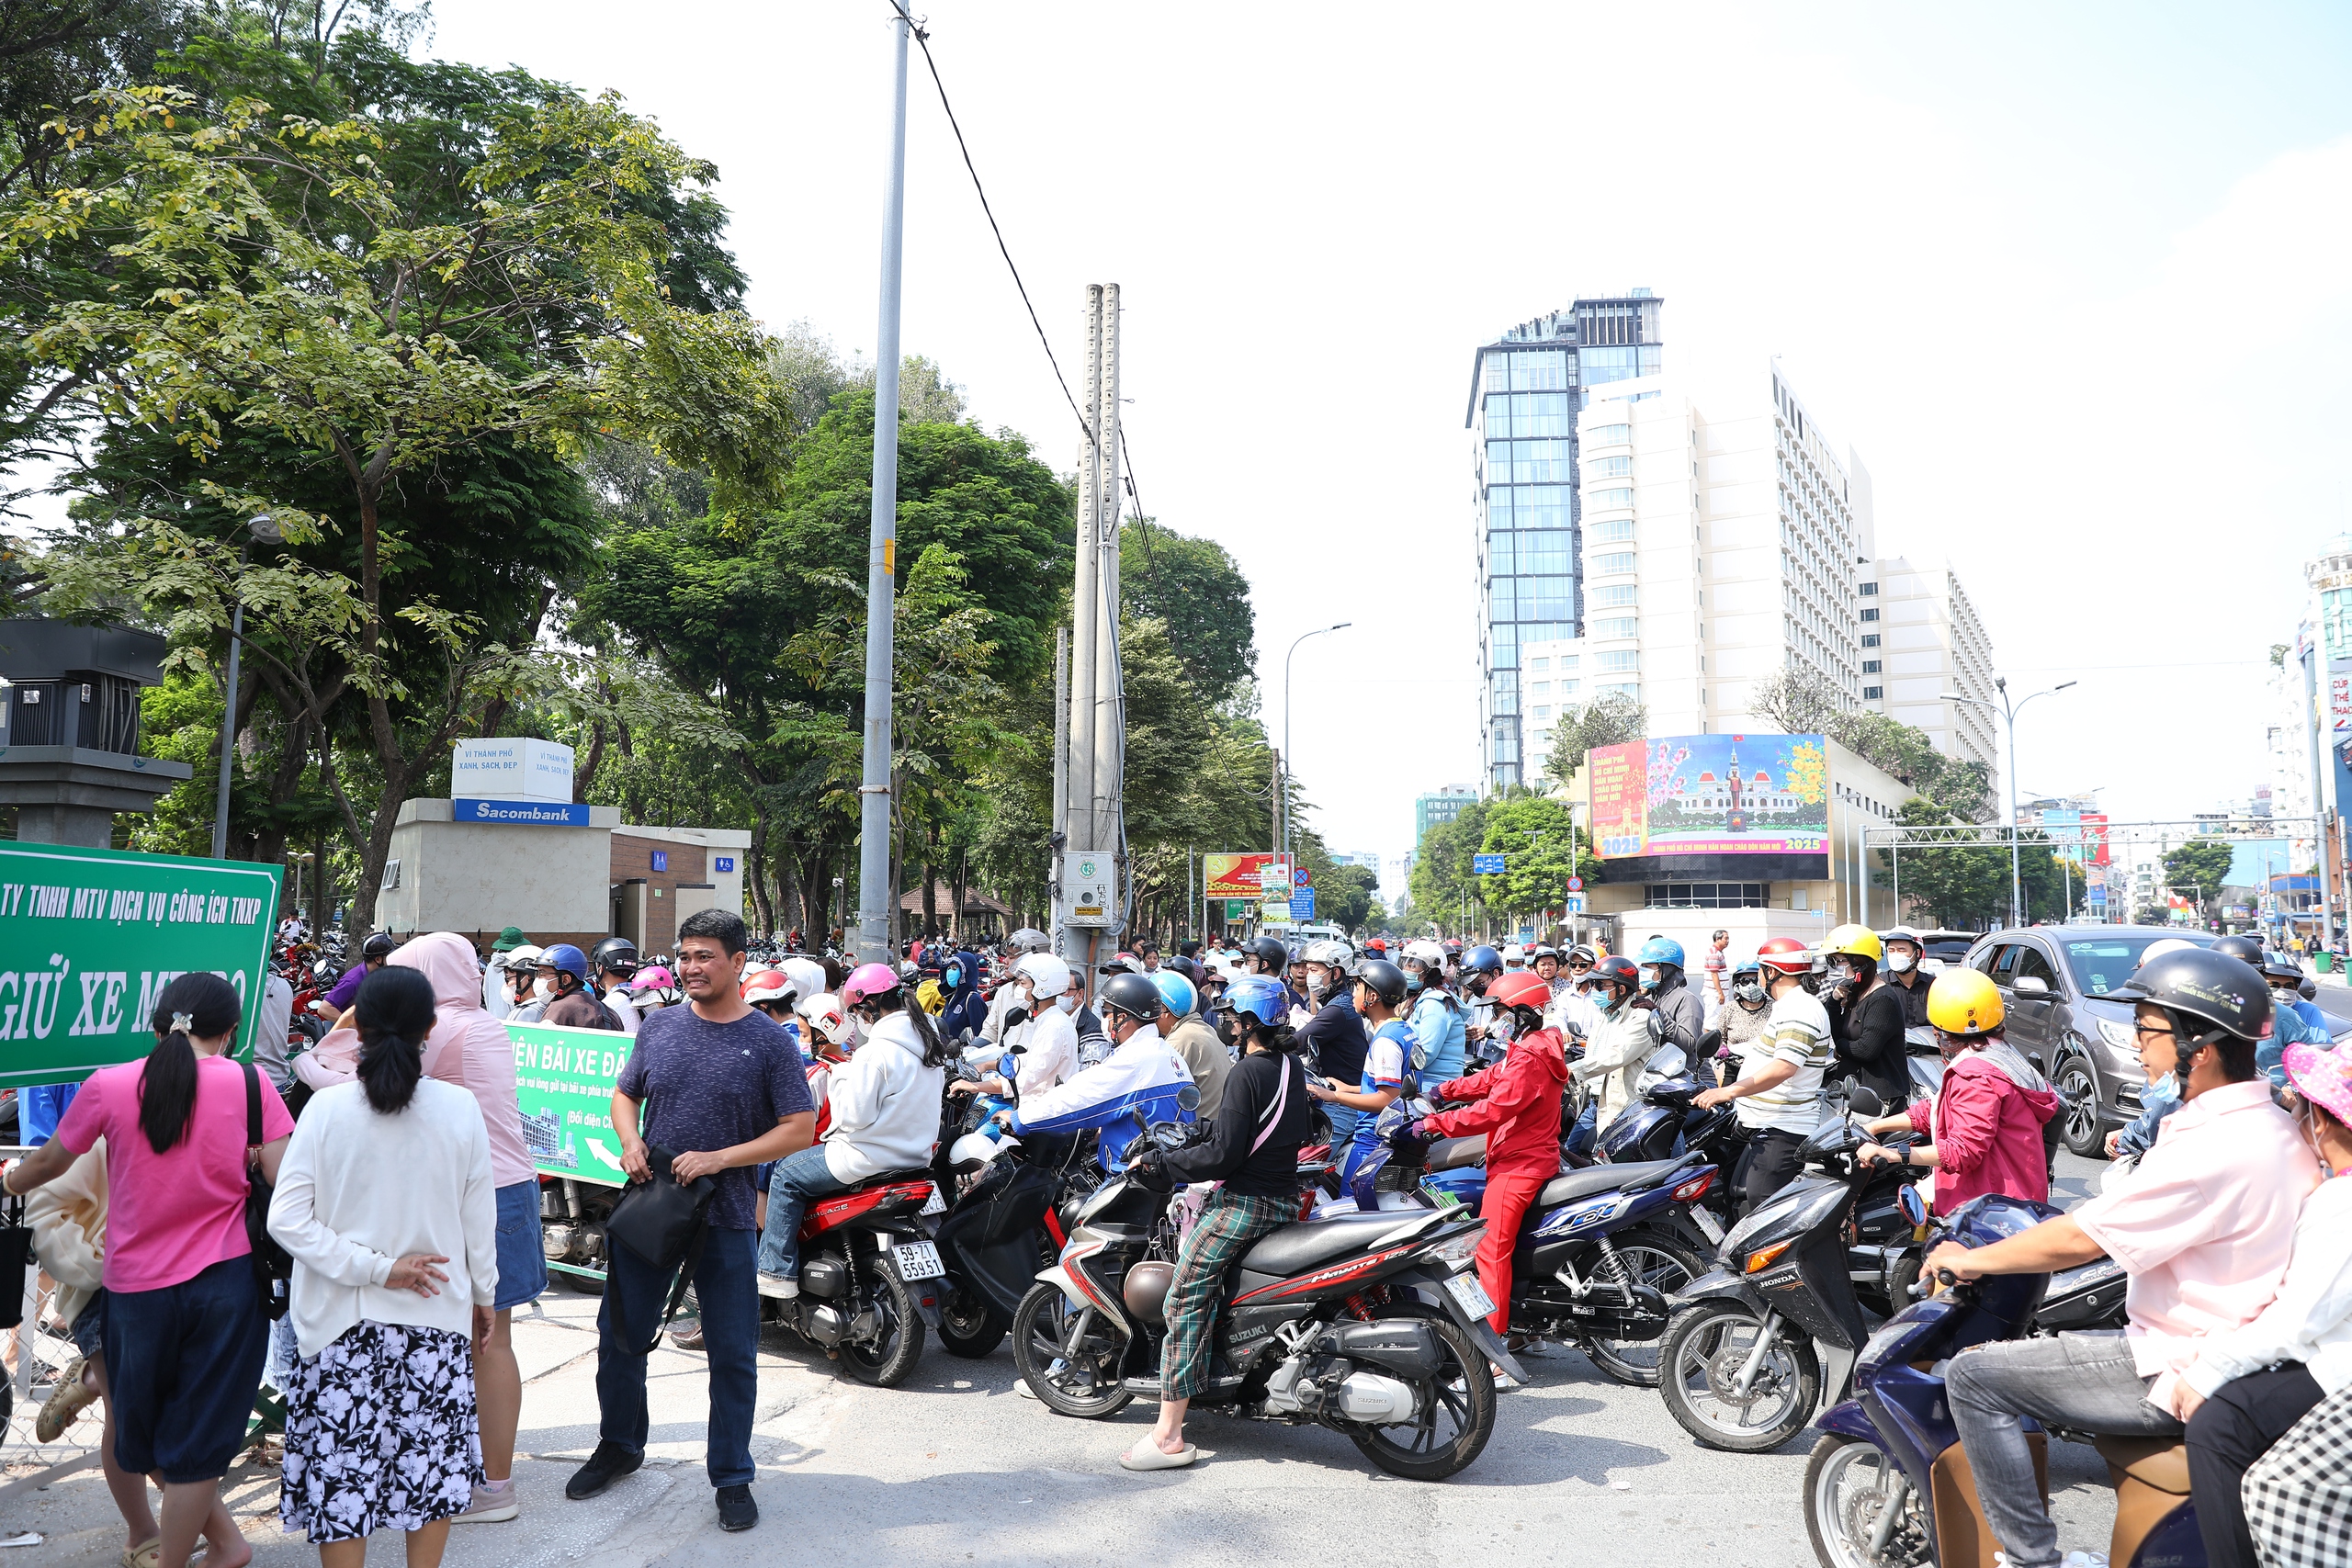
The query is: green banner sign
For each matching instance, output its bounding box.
[0,840,280,1090]
[510,1020,633,1187]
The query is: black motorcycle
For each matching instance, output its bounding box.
[1012,1126,1516,1482]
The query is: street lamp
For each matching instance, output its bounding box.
[1940,676,2076,928]
[211,513,284,862]
[1281,622,1351,863]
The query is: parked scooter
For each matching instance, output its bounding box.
[1587,1076,1752,1252]
[765,1168,946,1386]
[1012,1123,1516,1481]
[1804,1195,2188,1568]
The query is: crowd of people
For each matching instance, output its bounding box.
[6,915,2348,1568]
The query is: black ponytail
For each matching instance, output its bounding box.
[141,972,243,1156]
[353,965,435,1114]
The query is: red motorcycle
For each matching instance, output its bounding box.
[764,1169,947,1386]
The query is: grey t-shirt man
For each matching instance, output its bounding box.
[616,1006,813,1229]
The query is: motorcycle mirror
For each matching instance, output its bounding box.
[1175,1083,1201,1113]
[1847,1085,1885,1119]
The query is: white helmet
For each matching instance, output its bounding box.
[948,1126,1017,1172]
[503,943,544,971]
[780,958,828,1009]
[1402,939,1446,968]
[1014,952,1072,998]
[795,992,854,1046]
[1303,939,1355,973]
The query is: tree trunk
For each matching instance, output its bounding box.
[950,846,967,946]
[571,718,609,803]
[747,814,775,936]
[250,700,311,872]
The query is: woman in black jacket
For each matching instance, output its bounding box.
[1119,975,1309,1472]
[1822,924,1908,1107]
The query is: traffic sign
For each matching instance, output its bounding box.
[1295,866,1311,888]
[1293,887,1316,919]
[1472,853,1506,874]
[1566,875,1583,892]
[1565,895,1586,915]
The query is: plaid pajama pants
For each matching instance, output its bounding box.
[2245,1381,2352,1568]
[1159,1190,1295,1401]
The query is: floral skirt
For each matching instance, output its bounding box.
[279,1321,482,1542]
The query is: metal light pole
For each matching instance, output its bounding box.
[210,513,283,861]
[854,6,911,964]
[1942,677,2075,928]
[1281,622,1351,863]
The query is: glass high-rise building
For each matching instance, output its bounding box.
[1466,291,1663,792]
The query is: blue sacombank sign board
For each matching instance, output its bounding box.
[454,798,592,827]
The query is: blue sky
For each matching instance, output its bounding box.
[405,3,2352,880]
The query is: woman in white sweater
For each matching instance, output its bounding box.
[267,964,499,1568]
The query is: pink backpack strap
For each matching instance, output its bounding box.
[1250,1058,1295,1156]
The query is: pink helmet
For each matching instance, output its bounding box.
[842,962,901,1007]
[630,964,677,993]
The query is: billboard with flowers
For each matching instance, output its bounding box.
[1587,733,1829,859]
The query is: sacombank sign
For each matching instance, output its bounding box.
[454,798,592,827]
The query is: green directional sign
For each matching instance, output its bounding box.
[0,840,281,1089]
[509,1021,634,1188]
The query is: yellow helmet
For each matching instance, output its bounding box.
[1822,923,1883,964]
[1927,968,2005,1035]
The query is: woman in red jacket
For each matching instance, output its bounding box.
[1396,970,1566,1341]
[1859,968,2057,1210]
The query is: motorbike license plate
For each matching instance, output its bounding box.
[892,1241,946,1280]
[1689,1207,1726,1247]
[1444,1269,1496,1319]
[920,1186,948,1216]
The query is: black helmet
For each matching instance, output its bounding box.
[2110,946,2271,1050]
[591,935,640,976]
[1355,959,1408,1009]
[2256,949,2305,985]
[1249,935,1289,973]
[362,931,398,961]
[1098,971,1165,1026]
[2211,934,2265,969]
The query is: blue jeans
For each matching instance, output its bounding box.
[1323,1102,1361,1156]
[596,1226,760,1487]
[754,1145,852,1279]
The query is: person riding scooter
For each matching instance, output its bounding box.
[1695,936,1834,1212]
[1306,958,1417,1181]
[1568,955,1663,1134]
[1118,974,1312,1472]
[1858,966,2057,1210]
[1394,969,1566,1344]
[1633,937,1705,1062]
[990,973,1195,1169]
[1926,945,2321,1568]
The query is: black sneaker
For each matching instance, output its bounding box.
[564,1440,643,1500]
[717,1483,758,1532]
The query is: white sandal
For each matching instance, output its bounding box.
[1119,1440,1197,1472]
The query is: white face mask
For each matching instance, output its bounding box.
[1886,951,1917,975]
[533,976,555,1000]
[1056,993,1079,1014]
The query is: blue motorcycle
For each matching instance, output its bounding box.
[1804,1194,2197,1568]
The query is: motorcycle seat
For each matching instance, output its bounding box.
[1537,1157,1687,1210]
[2094,1435,2191,1495]
[1426,1134,1486,1173]
[1240,1210,1408,1277]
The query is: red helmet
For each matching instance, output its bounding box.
[1587,955,1640,991]
[741,969,793,1006]
[1488,970,1554,1013]
[1756,937,1815,976]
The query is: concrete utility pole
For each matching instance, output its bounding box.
[854,7,910,965]
[1092,285,1124,876]
[1054,285,1124,984]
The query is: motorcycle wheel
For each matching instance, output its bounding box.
[1346,1304,1497,1482]
[1804,1433,1931,1568]
[936,1282,1008,1359]
[1657,1300,1820,1452]
[1578,1231,1707,1387]
[1010,1281,1132,1418]
[838,1258,926,1387]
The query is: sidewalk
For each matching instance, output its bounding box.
[6,1281,853,1566]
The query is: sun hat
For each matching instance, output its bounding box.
[492,925,527,953]
[2283,1040,2352,1126]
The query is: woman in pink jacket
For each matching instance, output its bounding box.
[1860,968,2058,1211]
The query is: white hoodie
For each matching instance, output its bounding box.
[822,1010,947,1183]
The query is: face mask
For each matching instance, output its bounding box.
[1489,1016,1517,1044]
[1405,971,1427,993]
[1637,964,1661,990]
[1056,993,1079,1015]
[1886,951,1916,974]
[534,976,555,999]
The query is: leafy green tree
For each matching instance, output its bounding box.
[1476,794,1596,919]
[1409,800,1488,932]
[2162,840,2236,919]
[1881,796,2071,927]
[1544,691,1647,784]
[1120,520,1256,695]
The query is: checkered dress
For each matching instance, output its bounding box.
[2245,1381,2352,1568]
[1159,1190,1295,1400]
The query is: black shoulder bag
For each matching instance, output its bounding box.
[243,1059,295,1320]
[604,1145,716,1354]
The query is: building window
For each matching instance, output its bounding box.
[1590,518,1634,543]
[1596,650,1640,672]
[1591,617,1637,641]
[1587,423,1631,446]
[1863,684,1883,699]
[1529,657,1549,672]
[1861,633,1880,648]
[1532,705,1550,719]
[1531,681,1550,696]
[1862,660,1881,674]
[1860,606,1879,622]
[1598,681,1641,700]
[1557,654,1580,671]
[1589,584,1637,609]
[1588,487,1634,513]
[1591,551,1636,577]
[1559,679,1580,697]
[1588,455,1632,479]
[1860,581,1879,595]
[1645,882,1769,909]
[1510,350,1569,391]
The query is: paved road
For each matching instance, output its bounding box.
[12,1151,2126,1567]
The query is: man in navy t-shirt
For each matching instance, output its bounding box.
[568,909,815,1534]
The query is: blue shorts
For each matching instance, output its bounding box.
[71,1295,105,1361]
[103,1256,269,1483]
[493,1179,548,1311]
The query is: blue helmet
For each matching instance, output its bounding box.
[1150,968,1198,1017]
[1637,937,1686,971]
[538,942,590,981]
[1463,944,1503,976]
[1224,975,1290,1029]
